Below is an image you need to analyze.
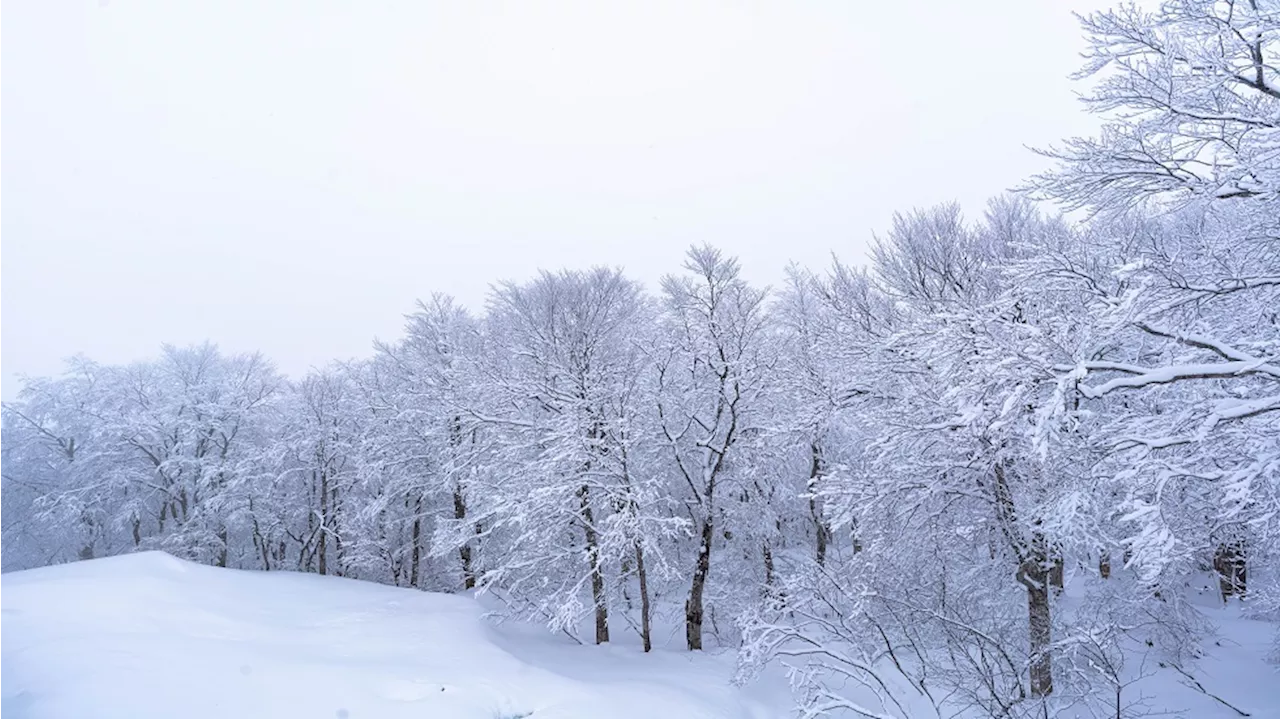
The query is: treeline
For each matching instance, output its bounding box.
[3,2,1277,717]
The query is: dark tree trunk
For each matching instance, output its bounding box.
[576,484,609,644]
[331,481,344,577]
[453,486,476,590]
[251,510,271,571]
[995,464,1052,698]
[1027,577,1053,697]
[808,442,831,565]
[317,467,330,576]
[1018,540,1054,698]
[1049,550,1064,593]
[763,541,775,591]
[216,526,229,568]
[449,419,477,590]
[686,517,714,651]
[635,541,652,653]
[407,514,422,588]
[812,497,829,565]
[1098,552,1111,579]
[1214,542,1247,601]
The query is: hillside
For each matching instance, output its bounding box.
[1,553,781,719]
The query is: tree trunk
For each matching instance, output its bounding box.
[317,467,330,576]
[408,495,423,588]
[251,506,271,571]
[635,541,652,653]
[763,540,776,592]
[808,442,831,565]
[216,526,229,568]
[1027,578,1052,697]
[331,481,344,577]
[812,498,829,565]
[453,486,476,590]
[1098,552,1111,579]
[993,464,1052,696]
[1214,541,1247,602]
[686,517,714,651]
[1018,540,1053,698]
[577,484,609,644]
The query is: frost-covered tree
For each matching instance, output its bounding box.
[1034,0,1280,598]
[738,198,1226,719]
[372,295,489,591]
[263,366,365,576]
[656,245,771,651]
[476,268,677,645]
[2,358,111,568]
[2,345,283,570]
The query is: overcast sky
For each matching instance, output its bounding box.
[3,0,1107,393]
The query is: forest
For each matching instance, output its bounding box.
[3,2,1277,718]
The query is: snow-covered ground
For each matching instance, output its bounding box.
[2,552,1277,718]
[1,552,783,719]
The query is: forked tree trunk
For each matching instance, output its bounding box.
[251,505,271,571]
[686,517,714,651]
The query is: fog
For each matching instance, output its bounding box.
[3,0,1103,392]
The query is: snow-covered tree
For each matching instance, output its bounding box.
[1034,0,1280,598]
[476,267,678,645]
[655,245,772,650]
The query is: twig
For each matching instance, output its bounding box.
[1169,663,1251,717]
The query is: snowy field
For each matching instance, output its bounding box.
[1,552,783,719]
[3,552,1277,719]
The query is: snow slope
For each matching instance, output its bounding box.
[3,553,1277,719]
[1,552,781,719]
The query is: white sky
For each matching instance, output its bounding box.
[2,0,1107,393]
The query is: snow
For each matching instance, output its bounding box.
[1150,578,1280,719]
[1,552,782,719]
[3,553,1277,719]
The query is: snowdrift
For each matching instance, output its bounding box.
[1,552,778,719]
